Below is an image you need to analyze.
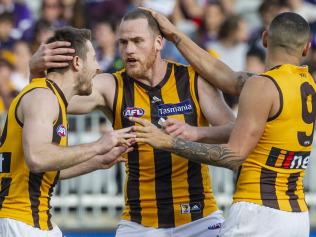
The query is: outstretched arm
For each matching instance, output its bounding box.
[141,8,255,95]
[20,89,134,173]
[59,145,132,179]
[131,76,278,171]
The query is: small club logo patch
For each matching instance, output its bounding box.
[123,107,145,118]
[181,202,202,214]
[56,124,67,137]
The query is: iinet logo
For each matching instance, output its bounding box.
[267,147,310,170]
[289,155,309,169]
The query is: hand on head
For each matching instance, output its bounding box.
[30,41,75,76]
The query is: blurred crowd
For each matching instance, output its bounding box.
[0,0,316,114]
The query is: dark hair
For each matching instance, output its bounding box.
[247,47,266,63]
[122,9,162,36]
[0,12,14,24]
[95,16,119,33]
[207,0,225,13]
[218,15,243,40]
[268,12,310,51]
[46,27,91,73]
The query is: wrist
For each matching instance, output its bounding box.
[171,31,183,46]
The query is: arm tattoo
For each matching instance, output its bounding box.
[235,72,256,93]
[170,138,241,171]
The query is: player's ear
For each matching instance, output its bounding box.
[72,55,81,71]
[262,31,268,48]
[155,34,164,51]
[302,42,311,57]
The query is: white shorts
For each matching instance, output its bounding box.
[220,202,310,237]
[116,210,224,237]
[0,218,63,237]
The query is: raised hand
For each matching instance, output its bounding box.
[139,7,181,43]
[163,118,198,141]
[129,117,173,150]
[95,127,136,155]
[30,41,75,77]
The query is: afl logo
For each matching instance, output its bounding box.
[56,124,67,137]
[123,107,145,118]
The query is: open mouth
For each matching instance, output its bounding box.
[126,58,138,65]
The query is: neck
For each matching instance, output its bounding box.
[265,47,301,70]
[46,71,76,102]
[133,56,168,87]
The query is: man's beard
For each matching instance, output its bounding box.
[126,47,157,78]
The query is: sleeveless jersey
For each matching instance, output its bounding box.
[0,78,68,230]
[233,64,316,212]
[113,62,218,228]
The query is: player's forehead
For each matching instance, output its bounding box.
[118,18,152,39]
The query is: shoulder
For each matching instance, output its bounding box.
[21,87,58,106]
[19,88,59,121]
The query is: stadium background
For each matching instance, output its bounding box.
[0,0,315,236]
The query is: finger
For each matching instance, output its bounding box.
[135,132,149,138]
[138,7,154,15]
[46,55,73,62]
[45,62,70,68]
[115,126,133,134]
[135,138,146,143]
[165,118,182,125]
[132,126,150,133]
[169,129,183,138]
[129,117,151,126]
[117,133,136,139]
[50,47,75,55]
[47,41,72,49]
[164,124,180,134]
[125,147,134,153]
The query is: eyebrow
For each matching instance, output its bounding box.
[118,36,144,42]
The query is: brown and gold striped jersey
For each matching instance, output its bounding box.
[113,62,218,228]
[0,78,68,230]
[233,64,316,212]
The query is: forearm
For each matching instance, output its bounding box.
[195,122,234,144]
[168,138,242,171]
[171,31,251,95]
[27,143,99,173]
[59,158,99,180]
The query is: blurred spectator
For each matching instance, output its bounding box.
[93,17,123,73]
[40,0,66,27]
[307,35,316,78]
[221,0,236,15]
[0,12,16,50]
[0,0,33,39]
[245,47,265,74]
[11,41,31,91]
[62,0,86,28]
[286,0,316,22]
[198,0,226,48]
[207,15,249,71]
[30,20,55,53]
[249,0,290,52]
[0,58,18,113]
[86,0,129,28]
[24,0,66,43]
